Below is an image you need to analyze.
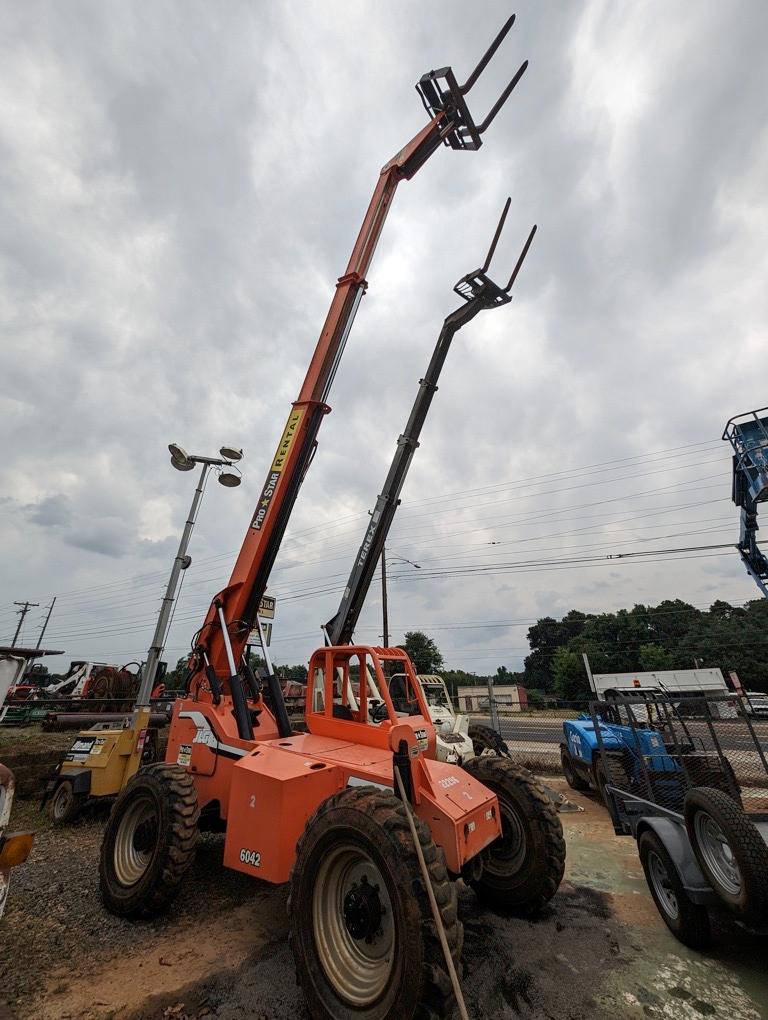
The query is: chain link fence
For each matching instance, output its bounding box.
[470,692,591,774]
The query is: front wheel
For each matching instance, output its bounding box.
[462,757,565,914]
[99,763,199,918]
[48,779,85,826]
[288,786,461,1020]
[638,829,710,949]
[684,787,768,925]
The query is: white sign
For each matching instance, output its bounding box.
[248,622,272,647]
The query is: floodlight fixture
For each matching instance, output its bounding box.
[168,444,194,471]
[218,471,241,488]
[220,446,243,462]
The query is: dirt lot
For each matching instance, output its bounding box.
[1,778,767,1020]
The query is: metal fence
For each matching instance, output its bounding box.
[475,694,591,774]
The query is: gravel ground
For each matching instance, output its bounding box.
[3,781,767,1020]
[124,884,620,1020]
[0,798,283,1018]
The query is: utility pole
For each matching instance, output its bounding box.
[35,597,56,649]
[12,601,39,647]
[20,597,57,679]
[381,545,389,647]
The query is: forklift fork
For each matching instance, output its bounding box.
[417,14,528,151]
[453,197,537,307]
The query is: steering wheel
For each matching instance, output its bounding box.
[370,699,389,723]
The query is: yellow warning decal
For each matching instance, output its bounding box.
[251,408,305,531]
[271,408,304,472]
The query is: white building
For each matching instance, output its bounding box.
[456,684,527,713]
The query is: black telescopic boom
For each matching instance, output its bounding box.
[324,206,536,646]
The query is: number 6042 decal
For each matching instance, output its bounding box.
[239,848,261,867]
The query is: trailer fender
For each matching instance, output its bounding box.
[48,768,92,797]
[635,817,717,905]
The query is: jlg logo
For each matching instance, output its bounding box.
[438,776,459,789]
[239,848,261,867]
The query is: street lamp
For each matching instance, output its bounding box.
[381,545,421,646]
[133,444,245,709]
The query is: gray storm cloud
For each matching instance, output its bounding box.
[0,0,765,671]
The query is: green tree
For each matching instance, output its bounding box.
[638,642,673,671]
[401,631,444,674]
[526,688,546,708]
[552,647,591,702]
[164,656,190,690]
[524,610,588,692]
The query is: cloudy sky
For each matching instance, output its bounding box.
[1,0,766,679]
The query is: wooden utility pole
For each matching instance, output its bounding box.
[11,601,39,647]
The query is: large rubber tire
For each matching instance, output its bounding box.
[593,751,631,806]
[684,786,768,925]
[468,723,509,758]
[560,744,590,792]
[638,829,711,949]
[462,757,565,914]
[48,779,85,826]
[99,763,199,918]
[288,786,461,1020]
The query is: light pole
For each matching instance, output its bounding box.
[380,546,420,647]
[135,444,244,709]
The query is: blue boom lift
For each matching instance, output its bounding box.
[723,408,768,597]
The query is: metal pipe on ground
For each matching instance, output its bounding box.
[42,712,170,731]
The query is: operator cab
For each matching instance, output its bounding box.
[305,645,436,755]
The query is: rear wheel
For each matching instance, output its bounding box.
[288,786,461,1020]
[99,763,199,918]
[638,829,710,949]
[594,751,633,804]
[560,744,590,791]
[462,757,565,914]
[684,787,768,925]
[468,723,509,757]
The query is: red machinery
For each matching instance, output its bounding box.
[99,20,563,1019]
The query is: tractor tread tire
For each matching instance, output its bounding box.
[462,757,565,914]
[560,744,590,792]
[468,723,509,758]
[288,785,461,1020]
[99,763,199,919]
[684,786,768,925]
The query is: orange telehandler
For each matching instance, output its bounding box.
[98,18,563,1018]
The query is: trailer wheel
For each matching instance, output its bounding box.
[99,763,199,918]
[468,723,509,758]
[288,786,461,1020]
[638,829,711,949]
[48,780,85,826]
[462,757,565,914]
[684,787,768,925]
[560,745,589,791]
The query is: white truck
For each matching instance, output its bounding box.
[584,661,736,718]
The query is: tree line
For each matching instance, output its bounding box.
[524,598,768,702]
[162,599,768,704]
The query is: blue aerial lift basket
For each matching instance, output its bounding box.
[723,408,768,596]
